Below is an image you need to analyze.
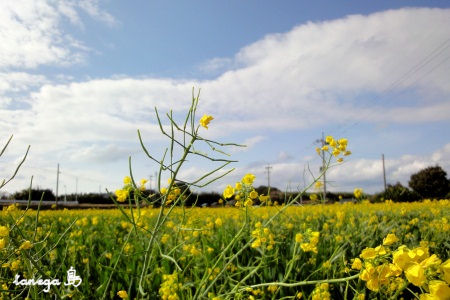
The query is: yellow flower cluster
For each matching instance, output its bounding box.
[0,238,6,250]
[160,183,182,206]
[207,267,221,281]
[3,203,19,212]
[309,193,318,202]
[295,229,320,254]
[383,233,399,246]
[0,225,8,251]
[222,185,234,199]
[393,245,444,287]
[315,135,351,163]
[18,240,32,251]
[115,176,149,202]
[159,272,182,300]
[251,222,275,250]
[222,173,272,207]
[359,262,402,292]
[199,114,214,129]
[357,233,450,297]
[117,290,128,299]
[182,243,201,256]
[354,188,363,199]
[0,225,9,237]
[2,259,20,272]
[311,283,331,300]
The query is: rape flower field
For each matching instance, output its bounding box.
[1,94,449,299]
[0,199,449,299]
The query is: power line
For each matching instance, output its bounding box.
[335,38,450,136]
[297,40,449,164]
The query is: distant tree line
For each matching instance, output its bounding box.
[5,165,449,206]
[372,165,450,202]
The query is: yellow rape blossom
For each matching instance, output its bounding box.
[199,114,214,129]
[0,226,8,237]
[354,188,363,199]
[310,194,318,202]
[405,263,426,287]
[139,178,148,191]
[332,148,340,157]
[234,182,242,191]
[428,280,450,299]
[352,258,362,270]
[19,240,32,250]
[242,173,256,185]
[249,190,258,200]
[0,238,6,250]
[161,234,170,244]
[441,259,450,284]
[123,176,131,185]
[338,138,348,146]
[259,194,270,203]
[117,290,128,299]
[383,233,399,246]
[115,189,129,202]
[223,185,235,199]
[159,272,181,300]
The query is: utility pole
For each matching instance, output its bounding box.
[382,154,387,192]
[75,177,78,203]
[149,175,153,191]
[265,165,272,190]
[320,132,327,201]
[56,163,60,205]
[64,185,67,203]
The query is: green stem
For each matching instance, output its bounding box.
[241,273,360,290]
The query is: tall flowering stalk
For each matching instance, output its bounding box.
[108,89,360,300]
[104,89,244,298]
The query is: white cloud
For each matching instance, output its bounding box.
[69,143,134,163]
[0,72,47,94]
[78,0,116,26]
[277,151,294,162]
[1,7,450,194]
[198,57,237,75]
[4,8,449,150]
[233,135,266,152]
[0,0,115,70]
[193,8,450,131]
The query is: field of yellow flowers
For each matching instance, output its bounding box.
[1,199,449,299]
[1,94,449,299]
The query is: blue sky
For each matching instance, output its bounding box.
[0,1,449,196]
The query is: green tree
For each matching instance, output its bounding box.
[408,165,450,199]
[10,188,55,201]
[373,182,420,202]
